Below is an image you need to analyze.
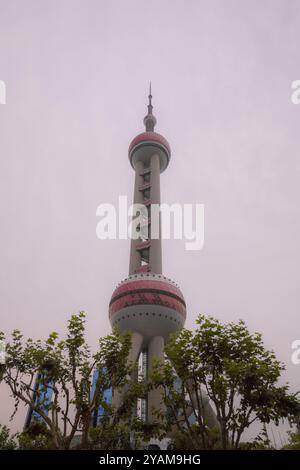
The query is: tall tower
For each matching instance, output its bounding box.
[109,87,186,422]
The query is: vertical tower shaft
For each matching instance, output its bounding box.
[129,152,162,275]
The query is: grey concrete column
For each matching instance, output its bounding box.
[112,331,143,410]
[149,154,162,274]
[129,161,145,275]
[187,381,219,429]
[147,335,165,422]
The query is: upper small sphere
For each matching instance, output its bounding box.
[128,131,171,173]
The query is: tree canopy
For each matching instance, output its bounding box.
[152,315,300,449]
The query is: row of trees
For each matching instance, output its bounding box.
[0,312,299,449]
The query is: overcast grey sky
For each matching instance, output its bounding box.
[0,0,300,442]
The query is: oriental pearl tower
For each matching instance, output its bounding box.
[109,86,186,422]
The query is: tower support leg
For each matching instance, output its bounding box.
[112,331,143,411]
[147,335,165,423]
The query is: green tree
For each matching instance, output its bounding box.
[152,315,300,450]
[282,431,300,450]
[0,424,17,450]
[17,421,54,449]
[0,312,150,449]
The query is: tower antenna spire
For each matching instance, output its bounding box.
[147,81,153,114]
[144,81,156,131]
[149,81,152,107]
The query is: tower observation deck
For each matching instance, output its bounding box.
[109,86,186,423]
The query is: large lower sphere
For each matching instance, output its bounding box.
[109,273,186,344]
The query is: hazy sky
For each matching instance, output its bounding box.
[0,0,300,444]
